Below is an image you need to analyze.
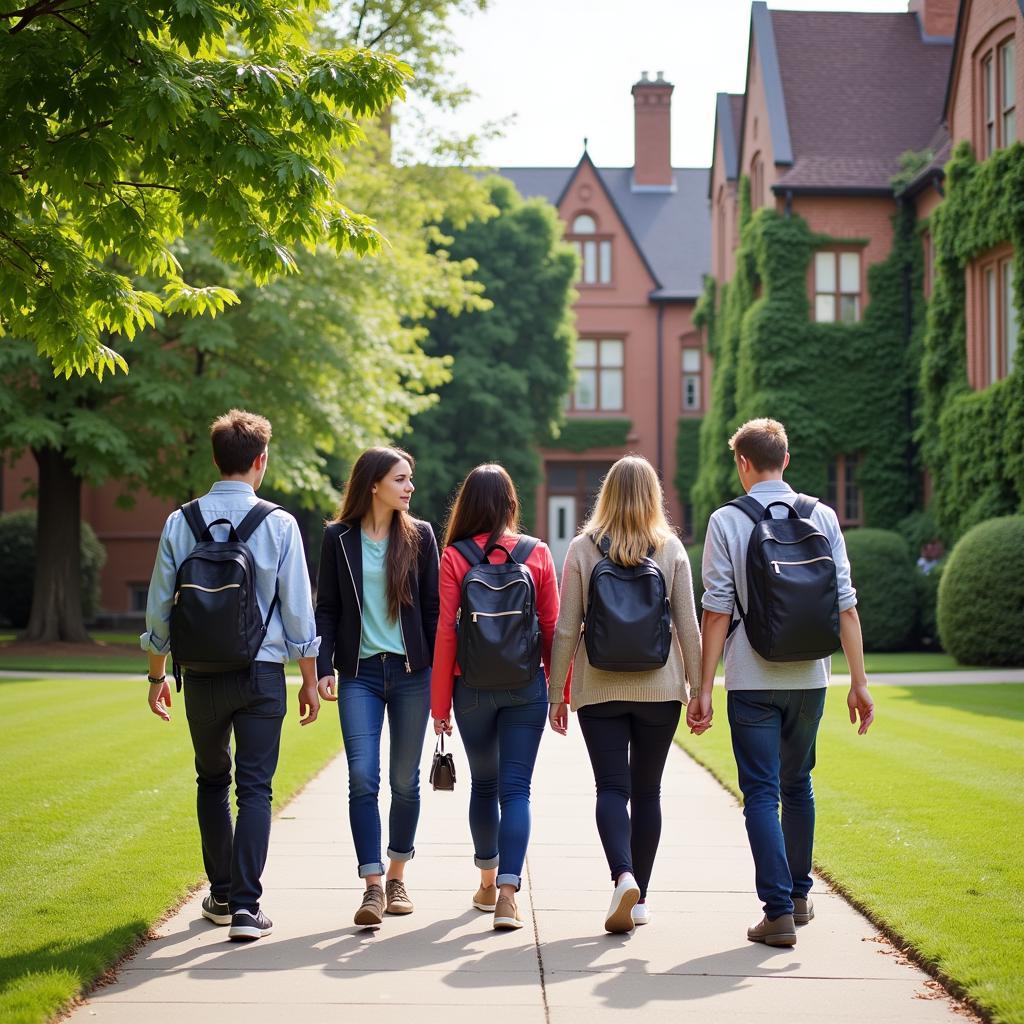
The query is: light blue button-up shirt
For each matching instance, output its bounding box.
[140,481,321,663]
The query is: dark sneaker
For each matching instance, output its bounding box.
[228,908,273,941]
[201,894,231,926]
[792,896,815,925]
[385,878,414,915]
[747,913,797,947]
[354,883,385,927]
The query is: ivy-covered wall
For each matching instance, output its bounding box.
[545,418,632,452]
[692,177,925,538]
[920,142,1024,539]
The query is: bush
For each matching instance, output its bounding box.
[937,516,1024,666]
[685,541,704,611]
[844,528,918,651]
[0,510,106,628]
[913,562,944,650]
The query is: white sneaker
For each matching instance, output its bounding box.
[605,873,640,933]
[631,902,649,925]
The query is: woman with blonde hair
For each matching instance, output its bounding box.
[548,455,702,933]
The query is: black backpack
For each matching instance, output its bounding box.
[170,499,281,687]
[583,536,672,672]
[725,493,840,662]
[454,536,541,690]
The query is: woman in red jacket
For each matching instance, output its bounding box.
[432,464,559,931]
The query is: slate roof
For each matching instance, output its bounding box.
[710,92,745,195]
[767,10,953,193]
[499,161,710,301]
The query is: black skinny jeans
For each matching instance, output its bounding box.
[577,699,682,899]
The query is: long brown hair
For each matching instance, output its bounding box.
[333,447,419,619]
[443,464,521,551]
[582,455,674,566]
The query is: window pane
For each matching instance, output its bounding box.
[600,339,624,367]
[815,294,836,322]
[987,267,998,383]
[574,368,597,410]
[1001,42,1015,113]
[826,461,838,509]
[985,56,994,120]
[845,481,860,524]
[1004,261,1018,375]
[682,348,701,372]
[839,294,860,324]
[572,214,596,234]
[815,252,836,293]
[583,240,597,283]
[1004,109,1017,146]
[570,241,582,282]
[599,240,612,283]
[683,375,700,410]
[585,465,609,491]
[575,339,597,367]
[548,464,577,490]
[840,252,860,294]
[599,368,623,410]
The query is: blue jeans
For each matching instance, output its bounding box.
[338,653,431,877]
[727,687,827,920]
[183,661,286,913]
[453,669,547,890]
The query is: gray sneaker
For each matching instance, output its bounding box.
[354,884,385,927]
[792,896,814,925]
[747,913,797,947]
[385,878,414,915]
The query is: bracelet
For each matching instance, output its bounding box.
[147,674,166,685]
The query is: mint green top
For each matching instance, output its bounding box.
[359,531,405,659]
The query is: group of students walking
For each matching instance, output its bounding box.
[143,409,874,947]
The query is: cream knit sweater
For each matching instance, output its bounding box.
[548,533,703,711]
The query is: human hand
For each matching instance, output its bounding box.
[317,675,338,702]
[298,681,320,726]
[687,688,713,735]
[434,717,453,737]
[848,683,874,735]
[549,702,568,735]
[148,679,172,722]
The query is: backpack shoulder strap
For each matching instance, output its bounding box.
[509,535,540,564]
[235,500,282,543]
[181,499,209,543]
[452,538,486,568]
[593,534,612,557]
[792,493,820,519]
[723,494,765,525]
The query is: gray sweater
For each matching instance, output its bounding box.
[549,533,703,711]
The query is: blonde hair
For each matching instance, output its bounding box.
[729,418,788,471]
[581,456,674,566]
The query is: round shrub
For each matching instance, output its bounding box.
[844,528,918,651]
[685,541,704,611]
[0,510,106,628]
[937,516,1024,666]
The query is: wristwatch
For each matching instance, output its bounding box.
[147,674,166,685]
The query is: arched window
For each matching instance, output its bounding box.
[572,214,597,234]
[750,152,764,210]
[568,212,612,285]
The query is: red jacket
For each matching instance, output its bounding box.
[431,533,559,720]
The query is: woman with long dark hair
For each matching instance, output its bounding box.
[315,447,439,928]
[432,464,559,930]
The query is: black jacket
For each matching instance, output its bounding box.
[315,518,440,679]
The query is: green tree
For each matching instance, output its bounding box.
[409,177,577,530]
[0,0,409,376]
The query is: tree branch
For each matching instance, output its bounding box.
[366,0,420,48]
[113,180,179,192]
[52,10,89,36]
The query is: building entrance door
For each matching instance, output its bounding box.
[547,495,576,573]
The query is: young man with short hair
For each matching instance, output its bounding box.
[141,409,322,941]
[687,417,874,947]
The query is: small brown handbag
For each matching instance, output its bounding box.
[429,733,456,791]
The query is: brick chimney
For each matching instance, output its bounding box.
[632,71,674,189]
[908,0,958,39]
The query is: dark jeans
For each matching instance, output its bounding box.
[577,699,682,899]
[337,653,431,877]
[453,669,547,890]
[183,661,287,913]
[727,687,827,920]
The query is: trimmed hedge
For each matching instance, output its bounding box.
[0,510,106,628]
[937,516,1024,665]
[546,419,631,452]
[844,528,918,651]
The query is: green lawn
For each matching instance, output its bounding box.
[676,684,1024,1024]
[0,676,343,1024]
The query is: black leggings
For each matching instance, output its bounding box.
[577,700,682,899]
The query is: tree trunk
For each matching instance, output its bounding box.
[20,446,90,643]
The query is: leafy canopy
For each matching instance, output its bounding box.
[0,0,410,377]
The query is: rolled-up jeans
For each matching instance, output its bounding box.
[337,653,431,877]
[727,687,827,920]
[453,669,548,890]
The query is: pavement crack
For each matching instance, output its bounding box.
[525,856,550,1024]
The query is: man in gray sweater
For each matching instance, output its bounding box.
[687,418,874,947]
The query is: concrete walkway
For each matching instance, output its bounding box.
[68,716,972,1023]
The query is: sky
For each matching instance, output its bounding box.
[396,0,914,170]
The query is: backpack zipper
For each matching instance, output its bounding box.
[770,556,834,574]
[470,610,522,623]
[174,582,241,604]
